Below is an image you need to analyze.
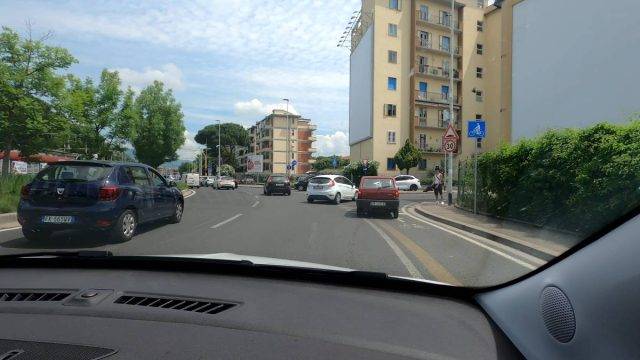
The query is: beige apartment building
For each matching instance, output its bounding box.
[348,0,515,176]
[249,110,317,174]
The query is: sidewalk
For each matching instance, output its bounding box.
[414,200,579,261]
[0,213,19,230]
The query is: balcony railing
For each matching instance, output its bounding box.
[416,64,459,80]
[415,141,444,154]
[414,116,461,129]
[415,91,459,105]
[415,116,428,128]
[415,11,460,31]
[416,39,461,56]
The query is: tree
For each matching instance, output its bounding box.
[219,164,235,177]
[194,123,249,168]
[312,155,349,171]
[343,160,379,187]
[394,139,422,174]
[0,26,77,176]
[130,81,185,168]
[178,161,191,174]
[61,70,132,159]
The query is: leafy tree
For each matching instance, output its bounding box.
[178,161,192,174]
[0,26,76,176]
[343,160,379,187]
[131,81,185,168]
[312,155,349,171]
[219,164,235,177]
[194,123,249,168]
[61,70,133,159]
[393,139,422,174]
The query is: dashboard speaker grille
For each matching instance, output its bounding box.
[0,291,71,302]
[114,295,236,315]
[0,338,115,360]
[540,286,576,343]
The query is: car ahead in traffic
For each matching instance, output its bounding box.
[185,173,200,188]
[294,175,310,191]
[17,161,184,242]
[215,176,236,190]
[263,174,291,196]
[394,175,421,191]
[356,176,400,218]
[306,175,357,204]
[205,176,216,187]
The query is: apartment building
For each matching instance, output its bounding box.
[249,110,316,174]
[348,0,507,176]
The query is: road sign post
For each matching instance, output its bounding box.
[467,120,486,214]
[441,124,459,205]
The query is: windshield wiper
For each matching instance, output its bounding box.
[0,250,113,260]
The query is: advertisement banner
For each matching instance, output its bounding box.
[246,154,263,173]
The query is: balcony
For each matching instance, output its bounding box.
[416,38,461,57]
[415,64,460,81]
[415,11,460,32]
[415,141,445,154]
[414,116,460,129]
[308,124,317,130]
[415,91,460,106]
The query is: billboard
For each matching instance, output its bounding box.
[349,26,373,145]
[246,154,263,173]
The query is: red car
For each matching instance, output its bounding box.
[356,176,400,218]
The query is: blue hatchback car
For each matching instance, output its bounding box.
[17,161,184,242]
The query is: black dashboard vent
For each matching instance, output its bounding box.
[0,291,71,302]
[114,295,236,315]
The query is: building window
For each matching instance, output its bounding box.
[384,104,397,117]
[387,131,396,144]
[476,90,483,102]
[387,158,396,171]
[419,5,428,21]
[419,134,427,149]
[389,0,400,10]
[387,77,397,91]
[476,43,483,55]
[439,11,452,27]
[440,35,451,52]
[477,20,484,32]
[418,159,427,170]
[476,67,483,78]
[388,50,397,63]
[476,114,483,119]
[388,23,397,37]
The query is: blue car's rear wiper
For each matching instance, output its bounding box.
[0,250,113,260]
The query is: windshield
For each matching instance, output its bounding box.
[2,0,639,289]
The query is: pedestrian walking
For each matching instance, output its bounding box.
[433,167,444,203]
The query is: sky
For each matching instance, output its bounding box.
[0,0,359,160]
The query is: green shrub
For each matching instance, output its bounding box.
[343,160,379,187]
[458,121,640,235]
[0,175,33,213]
[219,164,235,177]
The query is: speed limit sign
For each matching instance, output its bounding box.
[443,139,457,153]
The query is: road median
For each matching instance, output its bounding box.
[414,202,577,262]
[0,213,19,230]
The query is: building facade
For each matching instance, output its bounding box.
[348,0,509,176]
[249,110,316,174]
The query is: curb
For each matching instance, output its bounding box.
[414,206,556,262]
[0,213,19,230]
[182,189,196,198]
[238,184,264,188]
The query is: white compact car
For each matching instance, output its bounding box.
[306,175,357,204]
[394,175,421,191]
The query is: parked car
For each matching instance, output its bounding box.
[306,175,357,204]
[205,176,216,187]
[356,176,400,218]
[294,175,310,191]
[215,176,236,190]
[263,174,291,196]
[185,173,200,188]
[17,161,185,242]
[394,175,421,191]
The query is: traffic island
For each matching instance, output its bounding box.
[414,202,578,262]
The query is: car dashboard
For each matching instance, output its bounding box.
[0,263,522,360]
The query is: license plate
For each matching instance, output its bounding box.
[42,215,75,224]
[313,186,323,190]
[370,202,386,207]
[276,183,284,186]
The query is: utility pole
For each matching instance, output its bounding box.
[217,120,221,178]
[447,0,455,206]
[283,98,290,176]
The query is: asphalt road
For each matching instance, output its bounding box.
[0,187,543,287]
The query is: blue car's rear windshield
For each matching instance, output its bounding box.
[35,164,112,182]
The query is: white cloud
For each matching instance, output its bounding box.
[314,131,349,156]
[113,63,185,91]
[177,130,205,160]
[234,98,299,117]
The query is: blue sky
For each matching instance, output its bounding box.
[0,0,358,159]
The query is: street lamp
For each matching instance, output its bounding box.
[282,98,290,176]
[216,120,221,178]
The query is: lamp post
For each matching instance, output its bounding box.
[447,0,455,206]
[282,98,290,176]
[216,120,221,178]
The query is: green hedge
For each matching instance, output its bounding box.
[343,160,379,186]
[0,175,33,213]
[458,121,640,235]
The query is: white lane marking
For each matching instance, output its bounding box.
[183,190,196,199]
[251,201,260,208]
[401,204,538,270]
[398,218,405,223]
[210,213,243,229]
[0,226,21,233]
[364,219,424,279]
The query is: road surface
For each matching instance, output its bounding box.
[0,187,544,287]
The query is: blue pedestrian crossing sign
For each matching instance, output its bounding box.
[467,120,486,138]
